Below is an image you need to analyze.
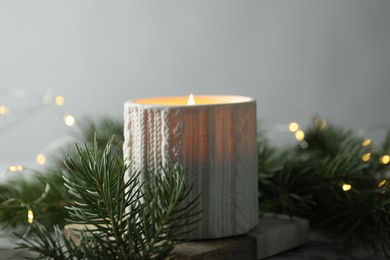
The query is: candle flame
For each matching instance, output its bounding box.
[187,93,195,105]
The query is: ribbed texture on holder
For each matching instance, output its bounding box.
[124,101,258,239]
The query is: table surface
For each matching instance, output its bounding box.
[0,228,387,260]
[265,230,387,260]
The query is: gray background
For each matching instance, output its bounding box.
[1,0,390,165]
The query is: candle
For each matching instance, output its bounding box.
[123,95,258,239]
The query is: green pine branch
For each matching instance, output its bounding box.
[258,119,390,257]
[15,136,201,259]
[0,170,71,229]
[0,116,124,231]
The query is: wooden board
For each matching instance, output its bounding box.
[64,214,309,260]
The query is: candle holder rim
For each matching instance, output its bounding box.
[125,95,255,108]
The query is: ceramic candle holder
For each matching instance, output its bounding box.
[123,95,258,239]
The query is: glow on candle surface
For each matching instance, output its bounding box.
[133,95,253,106]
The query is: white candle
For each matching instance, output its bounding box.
[123,95,258,239]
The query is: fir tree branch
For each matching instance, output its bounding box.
[15,135,201,259]
[258,119,390,257]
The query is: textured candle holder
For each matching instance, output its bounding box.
[123,95,258,239]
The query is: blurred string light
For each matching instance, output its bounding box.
[55,95,65,106]
[358,124,390,164]
[309,116,390,192]
[0,105,9,115]
[288,122,299,133]
[288,122,306,142]
[295,130,305,142]
[280,117,388,195]
[287,118,389,166]
[288,117,328,143]
[342,183,352,192]
[64,114,76,126]
[8,165,24,172]
[0,88,75,132]
[36,153,46,165]
[362,138,372,147]
[362,153,371,162]
[314,118,328,130]
[378,179,387,188]
[380,155,390,165]
[22,184,50,227]
[25,183,50,224]
[27,209,34,224]
[0,88,76,169]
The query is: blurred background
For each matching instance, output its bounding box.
[1,0,390,166]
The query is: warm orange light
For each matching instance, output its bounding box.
[187,93,195,105]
